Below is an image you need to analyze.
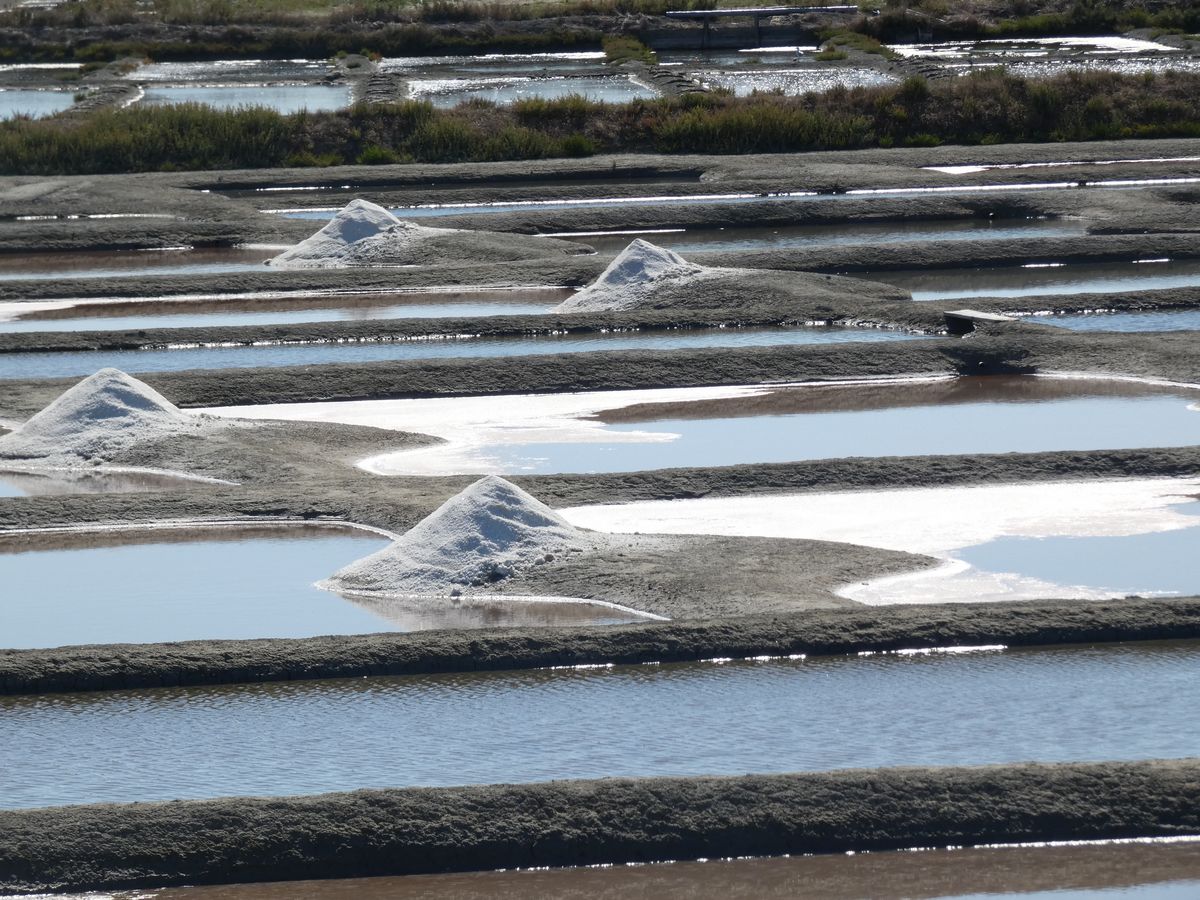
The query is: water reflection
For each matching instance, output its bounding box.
[0,468,197,497]
[867,259,1200,301]
[1041,310,1200,332]
[408,376,1200,476]
[140,84,350,113]
[0,289,569,334]
[0,525,640,649]
[0,326,925,379]
[0,246,275,282]
[124,839,1200,900]
[2,642,1198,808]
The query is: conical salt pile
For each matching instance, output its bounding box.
[269,198,407,268]
[554,238,706,312]
[325,475,588,596]
[0,368,194,462]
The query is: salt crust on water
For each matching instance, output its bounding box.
[268,198,459,269]
[554,238,716,312]
[0,368,204,464]
[323,475,594,597]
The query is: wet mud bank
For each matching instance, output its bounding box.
[3,596,1199,696]
[1,760,1198,894]
[2,444,1198,536]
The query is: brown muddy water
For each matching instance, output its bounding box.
[67,839,1200,900]
[2,642,1198,809]
[0,288,571,334]
[0,246,275,281]
[0,469,196,497]
[0,525,643,649]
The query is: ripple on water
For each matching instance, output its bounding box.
[2,643,1198,808]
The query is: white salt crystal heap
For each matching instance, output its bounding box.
[268,198,451,269]
[324,475,590,597]
[554,238,709,312]
[0,368,199,465]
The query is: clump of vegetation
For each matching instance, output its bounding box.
[4,70,1200,174]
[821,29,898,60]
[602,35,658,65]
[814,47,849,61]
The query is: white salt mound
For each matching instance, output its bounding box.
[0,368,196,463]
[554,238,707,312]
[268,198,456,269]
[325,475,589,596]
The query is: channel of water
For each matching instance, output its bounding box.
[867,258,1200,301]
[0,326,926,379]
[0,289,570,334]
[2,641,1197,809]
[96,839,1200,900]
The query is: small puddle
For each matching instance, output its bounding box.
[0,469,196,497]
[0,288,570,334]
[0,88,73,119]
[559,217,1083,254]
[865,259,1200,301]
[237,376,1200,477]
[1037,309,1200,332]
[0,246,276,282]
[0,326,925,379]
[2,641,1198,808]
[413,74,656,107]
[0,525,642,650]
[139,84,350,113]
[108,839,1200,900]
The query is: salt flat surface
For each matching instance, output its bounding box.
[200,381,855,475]
[561,478,1200,604]
[559,479,1200,556]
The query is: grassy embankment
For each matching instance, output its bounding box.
[2,69,1199,173]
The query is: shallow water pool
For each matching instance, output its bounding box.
[0,289,568,334]
[413,74,656,107]
[0,526,641,650]
[868,259,1200,301]
[698,67,897,95]
[0,326,925,379]
[0,246,275,282]
[0,469,197,497]
[1038,309,1200,332]
[140,84,350,113]
[0,88,73,119]
[334,376,1200,477]
[563,217,1083,254]
[2,641,1197,808]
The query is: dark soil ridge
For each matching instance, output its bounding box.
[3,596,1199,696]
[4,231,1197,303]
[2,759,1199,893]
